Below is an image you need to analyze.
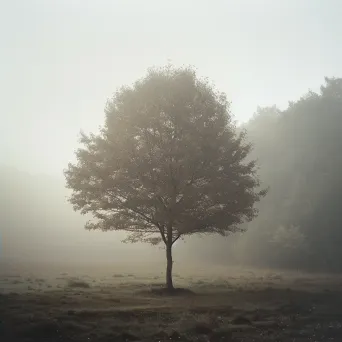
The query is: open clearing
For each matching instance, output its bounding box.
[1,261,342,341]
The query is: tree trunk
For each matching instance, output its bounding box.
[166,243,174,291]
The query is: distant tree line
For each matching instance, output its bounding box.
[216,77,342,272]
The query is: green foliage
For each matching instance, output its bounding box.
[64,65,266,248]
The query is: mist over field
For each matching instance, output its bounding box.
[0,166,160,265]
[0,164,231,267]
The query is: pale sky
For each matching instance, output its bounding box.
[1,0,341,176]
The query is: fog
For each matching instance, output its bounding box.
[0,166,158,263]
[2,1,342,273]
[0,164,232,266]
[3,76,342,273]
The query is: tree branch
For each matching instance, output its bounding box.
[107,191,158,226]
[158,225,167,244]
[172,234,181,245]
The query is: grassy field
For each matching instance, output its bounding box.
[1,261,342,341]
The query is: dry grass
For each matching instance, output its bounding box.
[1,262,342,341]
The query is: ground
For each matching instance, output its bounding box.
[1,261,342,341]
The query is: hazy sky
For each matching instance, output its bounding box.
[1,0,341,176]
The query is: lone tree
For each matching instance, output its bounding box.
[65,66,266,291]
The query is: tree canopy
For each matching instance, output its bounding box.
[65,65,266,289]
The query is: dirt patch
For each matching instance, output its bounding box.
[66,279,90,289]
[149,287,196,296]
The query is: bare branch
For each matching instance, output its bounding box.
[172,234,181,245]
